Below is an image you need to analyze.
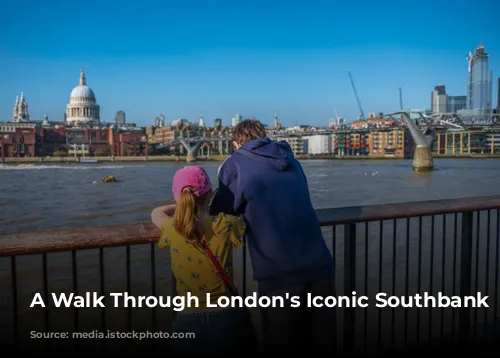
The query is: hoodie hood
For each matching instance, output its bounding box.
[237,137,293,171]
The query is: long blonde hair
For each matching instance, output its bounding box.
[173,186,211,245]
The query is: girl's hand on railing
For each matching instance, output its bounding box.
[164,199,176,216]
[151,201,176,228]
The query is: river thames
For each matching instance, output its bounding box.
[1,158,500,352]
[1,158,499,233]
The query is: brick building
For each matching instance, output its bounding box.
[38,127,67,156]
[0,122,37,158]
[66,127,110,156]
[1,121,148,158]
[109,130,148,156]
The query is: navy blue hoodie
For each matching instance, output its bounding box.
[209,137,334,293]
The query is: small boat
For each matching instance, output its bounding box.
[80,159,98,164]
[102,175,116,183]
[92,175,117,184]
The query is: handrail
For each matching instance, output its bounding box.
[1,195,500,257]
[316,195,500,225]
[0,222,161,256]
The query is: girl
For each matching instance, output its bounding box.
[150,166,254,355]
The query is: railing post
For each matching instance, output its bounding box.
[344,223,356,352]
[459,211,473,344]
[171,251,177,324]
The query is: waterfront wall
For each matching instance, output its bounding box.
[0,155,229,164]
[2,153,500,164]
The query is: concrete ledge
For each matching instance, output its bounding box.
[2,154,500,165]
[0,155,229,164]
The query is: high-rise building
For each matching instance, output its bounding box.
[497,77,500,113]
[114,110,126,124]
[154,114,165,127]
[368,112,384,118]
[12,92,29,122]
[232,114,243,127]
[466,43,493,113]
[304,134,332,154]
[431,85,448,114]
[448,96,467,112]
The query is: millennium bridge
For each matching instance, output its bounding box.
[1,195,500,355]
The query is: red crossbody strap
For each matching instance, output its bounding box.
[199,236,238,296]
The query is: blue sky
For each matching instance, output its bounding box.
[0,0,498,127]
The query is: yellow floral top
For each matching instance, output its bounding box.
[158,213,246,310]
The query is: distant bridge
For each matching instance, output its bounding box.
[152,135,232,161]
[392,111,498,126]
[383,111,460,131]
[155,135,232,149]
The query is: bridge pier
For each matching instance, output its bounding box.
[396,112,436,172]
[178,138,206,163]
[413,146,433,172]
[186,151,197,163]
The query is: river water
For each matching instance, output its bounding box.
[1,158,499,232]
[1,158,500,353]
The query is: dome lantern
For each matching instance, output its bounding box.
[79,67,86,86]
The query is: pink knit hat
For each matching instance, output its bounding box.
[172,166,212,200]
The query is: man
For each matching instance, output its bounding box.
[209,119,336,354]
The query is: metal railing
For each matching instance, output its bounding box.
[1,195,500,355]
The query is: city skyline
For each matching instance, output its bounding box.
[1,0,499,127]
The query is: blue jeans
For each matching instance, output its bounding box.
[171,307,248,355]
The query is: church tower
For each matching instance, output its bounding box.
[273,113,281,129]
[12,92,30,122]
[198,114,206,127]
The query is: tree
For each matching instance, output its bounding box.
[53,150,68,157]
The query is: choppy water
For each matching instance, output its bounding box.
[1,158,500,353]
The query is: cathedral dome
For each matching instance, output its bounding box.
[70,85,95,100]
[69,69,96,102]
[65,68,100,126]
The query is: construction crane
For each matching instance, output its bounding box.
[399,87,403,110]
[348,71,365,120]
[333,108,346,126]
[334,108,341,122]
